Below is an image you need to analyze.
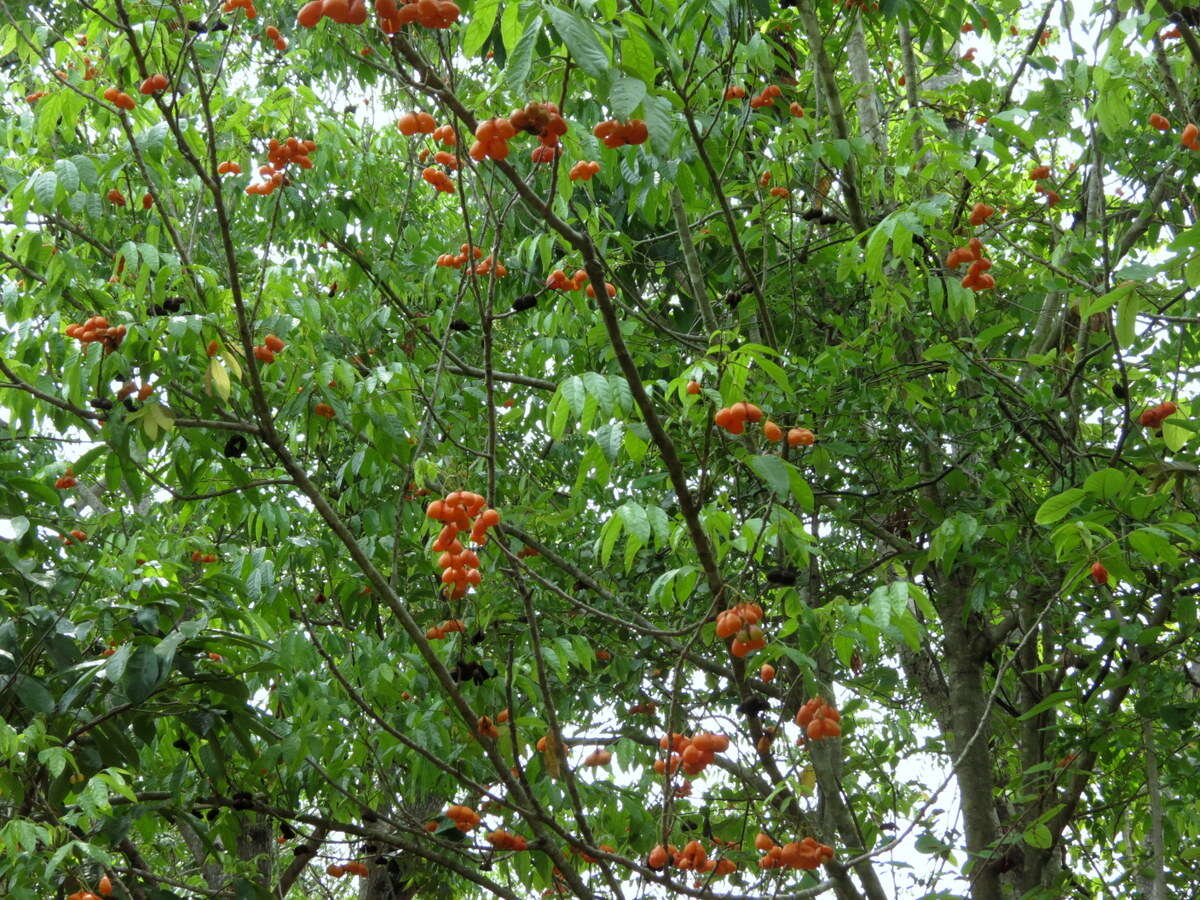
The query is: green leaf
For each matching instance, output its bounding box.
[462,0,501,56]
[1023,823,1053,849]
[1082,468,1125,500]
[31,171,57,209]
[122,645,160,704]
[504,17,542,93]
[1115,291,1141,348]
[748,454,790,498]
[14,675,55,714]
[545,7,610,79]
[1081,281,1134,317]
[1018,690,1072,720]
[642,93,674,154]
[1035,488,1086,525]
[609,77,646,118]
[53,159,79,194]
[1162,418,1189,452]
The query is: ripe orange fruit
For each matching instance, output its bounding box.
[686,380,701,395]
[264,333,285,352]
[1149,113,1170,131]
[762,420,782,442]
[760,662,775,682]
[787,427,814,447]
[1090,562,1108,585]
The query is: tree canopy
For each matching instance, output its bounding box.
[2,0,1200,898]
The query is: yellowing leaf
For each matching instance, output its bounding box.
[207,357,230,402]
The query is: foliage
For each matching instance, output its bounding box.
[2,0,1200,899]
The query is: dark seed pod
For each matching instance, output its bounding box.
[800,208,823,221]
[172,738,191,751]
[186,20,207,32]
[449,318,471,332]
[765,567,797,587]
[818,213,840,226]
[1112,383,1127,399]
[89,398,114,411]
[223,434,248,458]
[362,809,379,823]
[210,19,230,31]
[512,293,538,312]
[736,696,771,717]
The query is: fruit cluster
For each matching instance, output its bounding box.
[795,697,841,739]
[298,0,368,26]
[217,161,243,175]
[397,110,438,135]
[1139,400,1177,428]
[531,144,561,163]
[1183,123,1199,151]
[647,841,736,875]
[138,73,169,95]
[749,84,782,108]
[712,401,763,435]
[375,0,460,30]
[246,137,316,196]
[486,830,528,851]
[789,102,805,117]
[444,804,481,831]
[511,101,568,144]
[326,861,369,877]
[314,402,335,419]
[432,124,457,145]
[437,244,483,268]
[253,333,286,363]
[945,237,994,291]
[102,86,136,110]
[1150,113,1170,132]
[425,618,466,640]
[264,25,288,51]
[714,601,767,658]
[423,166,456,193]
[67,876,113,900]
[62,529,87,545]
[66,316,127,353]
[582,747,612,766]
[969,202,995,226]
[426,491,500,598]
[191,551,219,563]
[723,86,747,100]
[769,186,790,198]
[223,0,259,17]
[469,117,517,161]
[593,119,649,148]
[655,732,730,776]
[55,469,77,489]
[1090,561,1108,585]
[472,255,508,277]
[755,833,835,870]
[545,268,587,290]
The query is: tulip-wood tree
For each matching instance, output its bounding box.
[2,0,1200,898]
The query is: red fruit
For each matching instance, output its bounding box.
[787,427,814,447]
[1182,123,1199,150]
[142,192,154,209]
[1029,165,1051,180]
[968,202,994,226]
[253,345,275,363]
[762,420,782,442]
[686,380,701,395]
[98,876,113,896]
[760,663,775,683]
[1090,561,1108,584]
[264,333,285,352]
[107,189,127,206]
[298,0,326,26]
[1149,113,1170,131]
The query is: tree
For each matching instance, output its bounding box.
[1,0,1199,897]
